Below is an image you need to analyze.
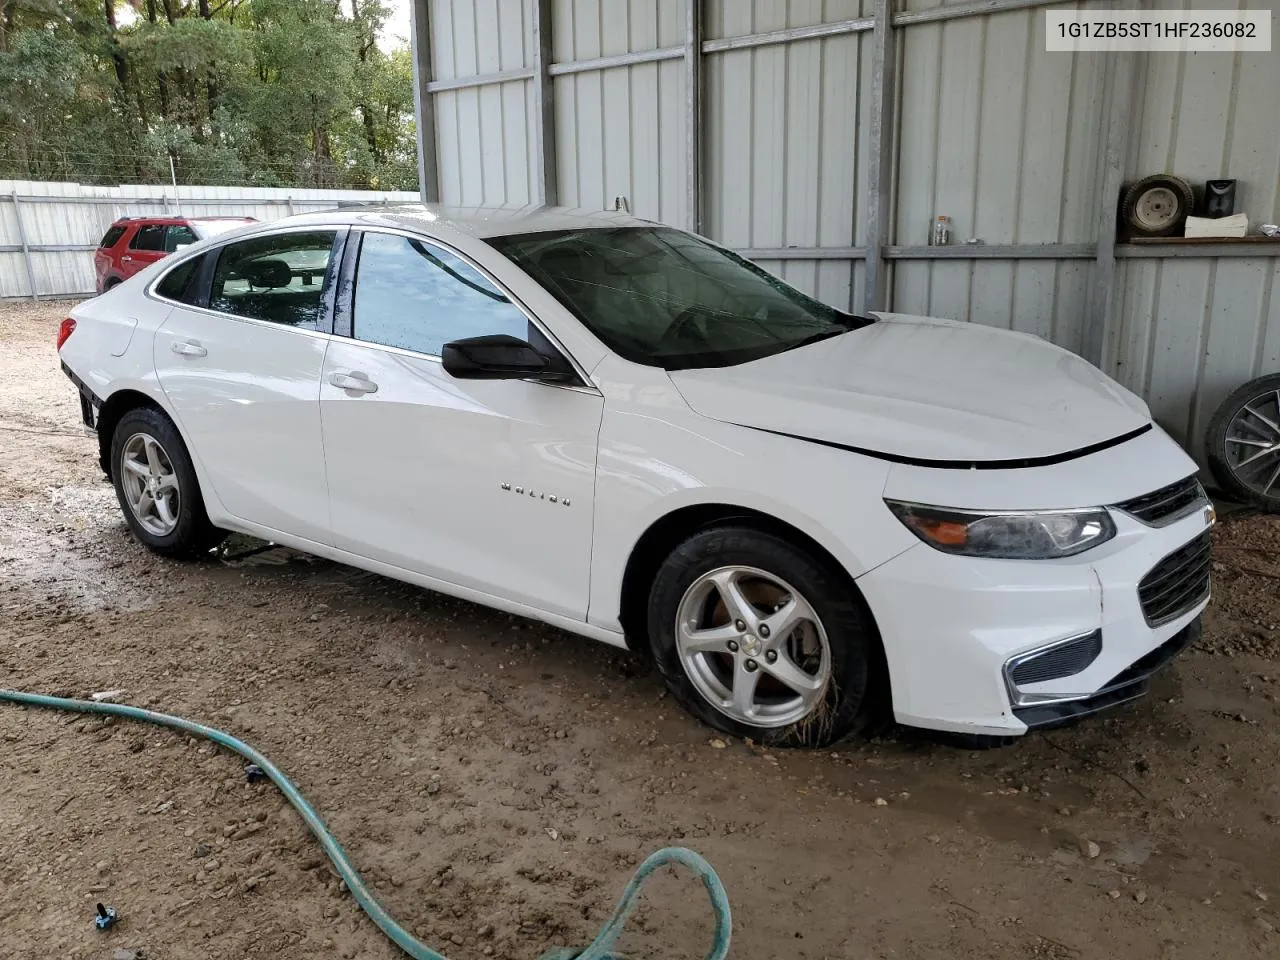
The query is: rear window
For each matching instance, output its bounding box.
[99,225,126,248]
[155,254,206,305]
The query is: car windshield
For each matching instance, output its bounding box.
[487,227,874,370]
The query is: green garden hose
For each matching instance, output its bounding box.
[1,688,732,960]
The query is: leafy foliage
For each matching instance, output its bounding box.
[0,0,418,189]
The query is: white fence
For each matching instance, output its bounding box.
[0,180,420,300]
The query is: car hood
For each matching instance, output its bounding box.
[666,312,1152,465]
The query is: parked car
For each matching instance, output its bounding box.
[94,215,256,292]
[58,207,1215,747]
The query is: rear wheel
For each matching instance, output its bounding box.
[110,407,226,558]
[647,526,882,747]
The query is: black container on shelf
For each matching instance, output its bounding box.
[1202,179,1236,218]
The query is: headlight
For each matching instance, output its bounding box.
[885,500,1116,559]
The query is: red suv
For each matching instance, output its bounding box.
[94,216,256,292]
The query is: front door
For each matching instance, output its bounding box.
[152,228,343,544]
[319,229,603,620]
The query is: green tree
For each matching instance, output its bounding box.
[0,0,418,189]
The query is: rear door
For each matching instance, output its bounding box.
[152,228,345,544]
[122,223,171,278]
[319,228,603,619]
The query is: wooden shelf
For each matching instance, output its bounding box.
[1127,235,1280,245]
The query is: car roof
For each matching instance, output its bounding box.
[111,215,256,225]
[226,204,655,241]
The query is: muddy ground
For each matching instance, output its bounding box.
[1,300,1277,960]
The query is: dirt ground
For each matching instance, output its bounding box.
[1,299,1278,960]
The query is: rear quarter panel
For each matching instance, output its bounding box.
[60,277,233,523]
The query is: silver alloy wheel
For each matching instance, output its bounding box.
[1224,388,1280,498]
[1134,186,1179,231]
[674,565,832,729]
[119,432,181,537]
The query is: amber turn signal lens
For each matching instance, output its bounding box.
[906,516,969,547]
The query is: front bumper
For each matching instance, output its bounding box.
[856,499,1213,736]
[1011,616,1199,729]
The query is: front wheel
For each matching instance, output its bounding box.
[110,406,226,558]
[647,526,883,748]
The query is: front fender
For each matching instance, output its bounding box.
[586,371,918,632]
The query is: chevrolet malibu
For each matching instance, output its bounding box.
[57,206,1213,747]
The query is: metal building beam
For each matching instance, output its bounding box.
[685,0,705,234]
[9,192,39,301]
[892,0,1070,28]
[862,0,896,313]
[549,48,684,76]
[410,0,441,204]
[427,68,535,93]
[532,0,559,206]
[701,17,874,54]
[886,243,1097,260]
[1085,9,1143,367]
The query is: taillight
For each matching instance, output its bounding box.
[57,317,76,351]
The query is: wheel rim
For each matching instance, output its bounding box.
[1224,388,1280,499]
[1134,186,1180,231]
[674,565,832,729]
[120,432,181,536]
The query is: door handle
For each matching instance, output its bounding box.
[329,371,378,394]
[171,339,207,358]
[121,255,133,262]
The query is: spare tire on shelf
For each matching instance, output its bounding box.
[1121,174,1195,238]
[1206,373,1280,513]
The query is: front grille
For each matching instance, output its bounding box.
[1138,532,1212,626]
[1009,631,1103,686]
[1116,476,1206,527]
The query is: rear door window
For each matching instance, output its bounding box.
[210,231,339,330]
[130,224,167,252]
[165,225,198,252]
[99,225,126,248]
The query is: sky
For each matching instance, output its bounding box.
[381,0,413,50]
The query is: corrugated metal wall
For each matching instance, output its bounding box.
[551,0,688,224]
[431,0,538,206]
[891,5,1104,353]
[1104,0,1280,460]
[705,0,871,310]
[421,0,1280,466]
[0,181,418,299]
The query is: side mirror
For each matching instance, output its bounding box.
[441,334,550,380]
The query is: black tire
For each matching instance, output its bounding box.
[109,406,227,558]
[1121,174,1194,238]
[1206,373,1280,513]
[647,525,883,748]
[105,277,122,289]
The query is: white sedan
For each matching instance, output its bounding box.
[57,207,1213,747]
